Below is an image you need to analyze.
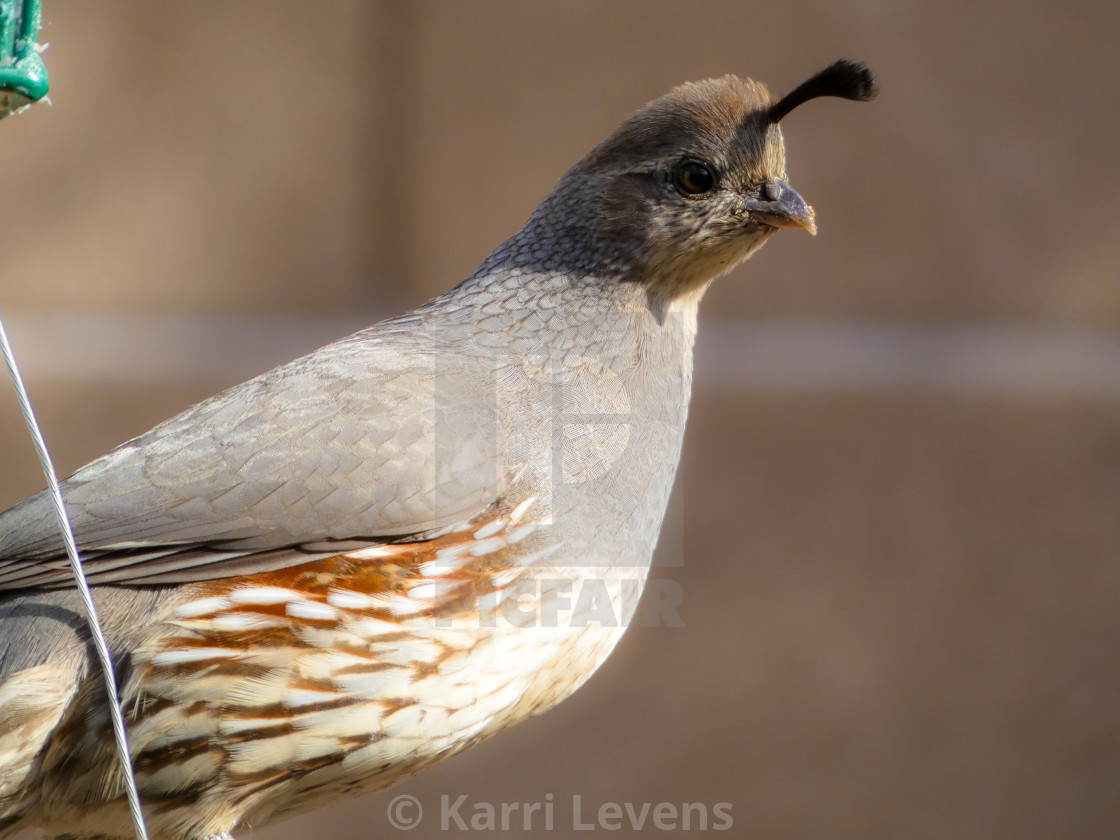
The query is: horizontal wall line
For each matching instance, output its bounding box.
[2,311,1119,395]
[697,321,1120,394]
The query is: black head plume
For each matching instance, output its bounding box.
[768,59,878,123]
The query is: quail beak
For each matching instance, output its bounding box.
[743,179,818,236]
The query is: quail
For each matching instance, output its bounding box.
[0,61,875,840]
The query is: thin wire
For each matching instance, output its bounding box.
[0,315,149,840]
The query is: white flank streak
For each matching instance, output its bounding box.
[333,668,411,697]
[150,647,238,666]
[240,647,301,669]
[229,586,303,605]
[297,625,363,651]
[409,678,480,712]
[344,544,400,560]
[418,557,466,577]
[175,596,233,618]
[0,749,24,771]
[171,673,258,704]
[286,600,341,621]
[468,536,506,557]
[370,638,442,667]
[295,736,345,762]
[225,677,291,708]
[142,751,221,793]
[407,582,438,601]
[219,717,290,736]
[297,651,375,682]
[353,616,405,637]
[229,736,298,776]
[327,589,377,610]
[473,518,506,540]
[130,707,215,749]
[490,569,522,589]
[292,703,381,737]
[211,612,286,632]
[506,522,540,544]
[445,700,498,732]
[363,593,429,616]
[342,739,408,772]
[513,543,562,567]
[381,704,424,737]
[284,688,339,709]
[462,679,524,721]
[436,655,471,676]
[508,497,537,524]
[435,544,469,562]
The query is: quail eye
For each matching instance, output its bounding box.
[674,161,716,196]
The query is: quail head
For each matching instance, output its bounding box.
[0,60,875,840]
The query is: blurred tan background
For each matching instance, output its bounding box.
[2,2,1120,838]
